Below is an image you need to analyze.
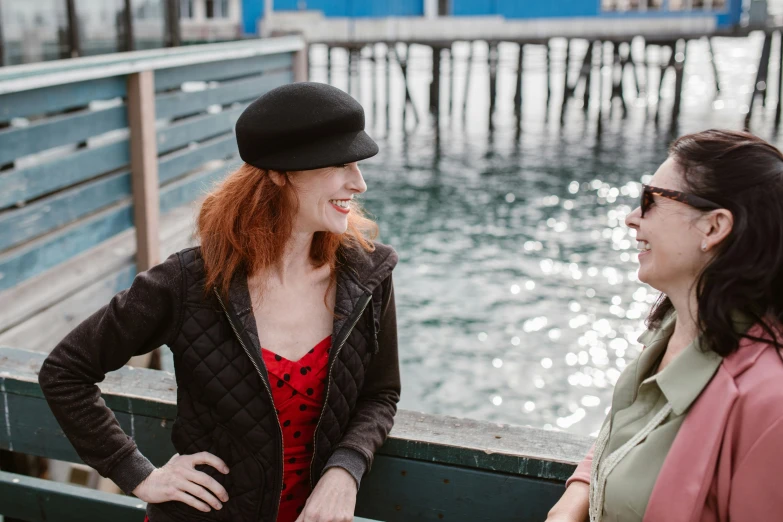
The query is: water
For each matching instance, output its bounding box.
[307,31,783,437]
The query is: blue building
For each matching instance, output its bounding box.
[242,0,753,38]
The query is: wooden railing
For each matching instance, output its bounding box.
[0,346,592,522]
[0,36,306,290]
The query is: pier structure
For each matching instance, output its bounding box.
[246,0,782,130]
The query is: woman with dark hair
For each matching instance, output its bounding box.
[37,83,400,522]
[546,129,783,522]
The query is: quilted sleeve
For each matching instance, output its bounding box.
[38,252,184,494]
[331,274,400,478]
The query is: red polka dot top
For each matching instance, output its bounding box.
[261,335,331,522]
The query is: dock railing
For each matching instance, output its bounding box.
[0,346,592,521]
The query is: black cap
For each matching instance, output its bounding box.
[235,82,379,171]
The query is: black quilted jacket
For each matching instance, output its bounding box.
[38,242,400,522]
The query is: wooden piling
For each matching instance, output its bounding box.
[347,47,353,95]
[514,43,524,119]
[672,40,687,123]
[582,41,594,112]
[488,42,499,130]
[745,31,773,129]
[610,41,627,118]
[560,39,572,123]
[655,43,675,125]
[546,40,552,109]
[395,44,420,127]
[462,41,474,121]
[430,46,442,114]
[707,37,721,95]
[597,41,604,135]
[385,45,391,130]
[448,46,455,118]
[327,45,332,84]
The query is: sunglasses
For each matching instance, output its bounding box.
[641,185,723,217]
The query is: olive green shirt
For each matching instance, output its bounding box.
[601,311,725,521]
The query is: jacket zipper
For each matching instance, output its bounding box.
[214,289,284,522]
[309,292,373,489]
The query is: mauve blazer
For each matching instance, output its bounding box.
[567,323,783,522]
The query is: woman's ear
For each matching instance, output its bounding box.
[268,170,287,187]
[702,209,734,252]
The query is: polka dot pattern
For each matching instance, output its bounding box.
[261,336,330,522]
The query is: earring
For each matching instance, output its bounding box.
[701,241,708,251]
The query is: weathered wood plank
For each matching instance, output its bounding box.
[0,159,229,290]
[357,456,563,522]
[158,133,237,185]
[157,105,247,155]
[0,139,130,211]
[0,105,127,166]
[0,203,197,335]
[0,203,134,291]
[155,69,292,120]
[0,347,590,482]
[0,76,126,122]
[154,52,293,92]
[0,471,146,522]
[128,70,161,273]
[0,170,131,252]
[160,162,240,215]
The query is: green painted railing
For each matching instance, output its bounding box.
[0,346,592,521]
[0,36,306,291]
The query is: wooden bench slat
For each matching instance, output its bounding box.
[155,69,292,120]
[0,203,197,335]
[158,133,237,185]
[0,105,128,166]
[0,76,127,123]
[153,52,293,92]
[156,104,247,156]
[0,170,131,252]
[0,139,130,211]
[0,160,228,290]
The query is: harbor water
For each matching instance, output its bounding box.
[308,31,783,437]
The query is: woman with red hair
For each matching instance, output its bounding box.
[39,82,400,522]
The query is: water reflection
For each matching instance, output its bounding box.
[310,32,783,437]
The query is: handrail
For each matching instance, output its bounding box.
[0,36,305,95]
[0,346,591,481]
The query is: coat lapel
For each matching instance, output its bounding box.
[643,325,772,522]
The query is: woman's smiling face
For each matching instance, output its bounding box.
[625,157,714,295]
[286,162,368,235]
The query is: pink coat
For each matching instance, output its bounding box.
[567,324,783,522]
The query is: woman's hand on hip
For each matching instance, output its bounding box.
[295,467,358,522]
[132,452,230,513]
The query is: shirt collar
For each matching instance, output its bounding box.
[637,310,723,416]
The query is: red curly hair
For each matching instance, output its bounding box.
[197,163,378,300]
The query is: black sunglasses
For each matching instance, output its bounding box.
[641,185,723,217]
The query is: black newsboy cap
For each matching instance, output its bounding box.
[235,82,379,171]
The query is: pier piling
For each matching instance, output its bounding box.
[462,42,474,121]
[746,31,773,129]
[430,46,442,115]
[672,40,687,123]
[707,37,721,95]
[488,42,499,130]
[560,39,573,123]
[582,41,595,112]
[514,43,524,119]
[776,31,783,126]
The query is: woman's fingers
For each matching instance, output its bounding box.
[172,490,213,513]
[186,451,230,474]
[185,468,230,503]
[176,476,224,511]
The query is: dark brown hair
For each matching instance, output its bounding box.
[197,163,378,300]
[648,129,783,357]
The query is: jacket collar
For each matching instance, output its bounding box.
[224,242,398,358]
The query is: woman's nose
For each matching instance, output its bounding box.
[349,163,367,194]
[626,205,641,231]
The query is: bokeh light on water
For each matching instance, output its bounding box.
[310,32,783,436]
